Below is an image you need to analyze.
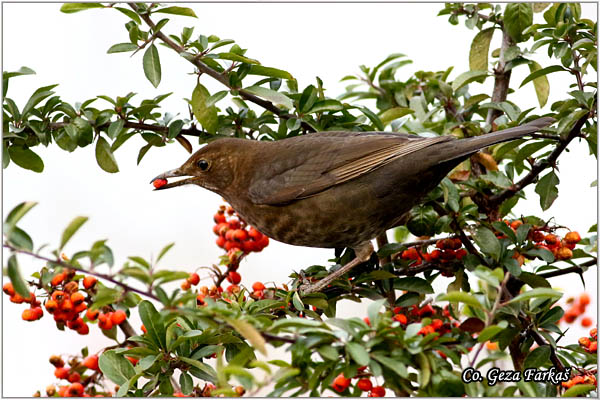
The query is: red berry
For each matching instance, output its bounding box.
[589,341,597,352]
[85,308,99,321]
[369,386,386,397]
[98,314,114,330]
[357,379,373,391]
[55,367,69,380]
[233,229,248,241]
[83,276,97,290]
[216,236,226,248]
[153,178,168,189]
[83,355,99,371]
[227,271,242,285]
[45,299,59,313]
[363,317,371,326]
[67,382,84,397]
[393,313,408,324]
[77,323,89,335]
[214,212,226,224]
[22,308,39,321]
[188,273,200,286]
[419,304,434,317]
[68,372,81,383]
[3,282,15,296]
[248,227,262,240]
[581,317,593,328]
[111,310,127,325]
[332,373,351,393]
[252,282,265,291]
[70,292,85,306]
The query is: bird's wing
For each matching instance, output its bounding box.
[248,132,452,205]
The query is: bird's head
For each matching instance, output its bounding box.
[151,138,249,195]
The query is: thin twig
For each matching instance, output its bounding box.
[3,243,160,302]
[128,3,314,132]
[538,259,597,279]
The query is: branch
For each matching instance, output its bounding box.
[529,328,566,371]
[3,243,160,302]
[489,112,591,206]
[538,258,597,279]
[261,332,297,344]
[128,3,315,133]
[486,28,513,125]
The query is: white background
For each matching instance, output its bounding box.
[2,2,597,397]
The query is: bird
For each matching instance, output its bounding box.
[151,117,555,294]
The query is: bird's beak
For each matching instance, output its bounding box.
[150,168,198,190]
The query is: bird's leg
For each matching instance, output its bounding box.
[300,241,374,295]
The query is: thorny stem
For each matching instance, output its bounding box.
[538,258,597,279]
[3,243,160,302]
[128,3,315,133]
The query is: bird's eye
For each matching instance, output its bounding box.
[197,160,210,171]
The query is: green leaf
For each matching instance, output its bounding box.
[59,216,88,250]
[7,226,34,251]
[407,205,438,237]
[60,3,104,13]
[504,3,533,42]
[518,272,550,288]
[205,91,228,108]
[243,86,293,109]
[157,242,175,263]
[107,119,125,139]
[535,171,559,210]
[345,342,370,366]
[473,226,501,260]
[452,70,488,91]
[226,318,267,356]
[7,255,31,298]
[507,288,562,304]
[378,107,413,125]
[138,300,166,349]
[216,52,260,64]
[308,99,344,114]
[4,201,37,234]
[394,277,434,294]
[477,325,505,342]
[370,354,408,378]
[179,372,193,395]
[107,43,138,54]
[523,345,551,369]
[179,357,217,381]
[114,7,141,24]
[98,350,136,385]
[247,65,293,80]
[95,137,119,173]
[519,65,566,88]
[469,28,494,71]
[358,107,384,130]
[143,44,161,88]
[8,146,44,173]
[191,83,219,133]
[562,384,596,397]
[154,6,197,18]
[437,291,483,309]
[527,61,550,108]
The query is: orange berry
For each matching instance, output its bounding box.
[431,318,443,330]
[579,337,591,348]
[181,280,191,291]
[187,273,200,286]
[75,302,87,313]
[393,314,407,324]
[98,314,113,330]
[248,227,262,240]
[45,299,59,313]
[563,309,578,323]
[580,293,591,306]
[126,356,138,366]
[51,272,66,287]
[60,299,73,312]
[51,290,67,303]
[71,292,85,306]
[369,386,386,397]
[556,247,573,260]
[214,212,226,224]
[589,341,597,352]
[226,284,240,294]
[565,231,581,244]
[332,373,351,393]
[10,293,25,304]
[85,308,99,321]
[357,379,373,391]
[215,236,226,248]
[68,382,84,397]
[196,294,206,306]
[83,276,97,290]
[110,310,127,325]
[486,341,499,351]
[54,367,69,380]
[3,282,15,296]
[63,281,79,294]
[581,317,593,328]
[544,234,560,245]
[22,308,38,321]
[510,220,523,230]
[590,328,597,339]
[253,290,264,299]
[57,386,69,397]
[363,317,371,326]
[233,229,248,241]
[83,355,99,371]
[141,324,147,334]
[252,282,265,291]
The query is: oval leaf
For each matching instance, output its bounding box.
[7,255,31,298]
[60,216,88,250]
[345,342,370,366]
[143,44,161,88]
[394,277,434,294]
[225,318,267,356]
[191,83,219,133]
[98,350,136,385]
[469,28,494,71]
[8,146,44,173]
[95,137,119,173]
[437,291,483,309]
[243,86,293,110]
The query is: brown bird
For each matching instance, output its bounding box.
[152,117,554,293]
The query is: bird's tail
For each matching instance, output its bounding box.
[441,116,555,161]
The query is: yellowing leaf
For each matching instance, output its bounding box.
[191,83,218,133]
[225,318,267,356]
[469,28,494,71]
[528,61,550,108]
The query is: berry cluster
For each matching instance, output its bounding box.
[530,228,581,260]
[332,371,385,397]
[213,205,269,254]
[561,371,597,389]
[47,353,108,397]
[577,327,597,354]
[562,293,593,326]
[400,238,466,277]
[3,282,43,321]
